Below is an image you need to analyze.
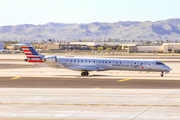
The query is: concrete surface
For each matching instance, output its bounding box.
[0,88,179,120]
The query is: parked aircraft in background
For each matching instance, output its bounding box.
[0,49,12,53]
[14,43,172,77]
[13,50,21,54]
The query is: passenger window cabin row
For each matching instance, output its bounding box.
[65,60,164,66]
[65,60,145,65]
[66,60,115,63]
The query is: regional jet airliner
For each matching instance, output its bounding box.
[14,43,172,77]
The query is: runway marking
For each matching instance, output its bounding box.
[0,103,179,107]
[11,76,21,79]
[117,78,131,82]
[2,103,11,104]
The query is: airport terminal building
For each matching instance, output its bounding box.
[44,42,180,53]
[137,43,180,53]
[70,42,180,53]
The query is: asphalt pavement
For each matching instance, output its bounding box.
[1,77,180,89]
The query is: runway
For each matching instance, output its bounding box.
[1,77,180,89]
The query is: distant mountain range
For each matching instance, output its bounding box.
[1,18,180,41]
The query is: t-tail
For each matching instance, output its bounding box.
[13,43,45,63]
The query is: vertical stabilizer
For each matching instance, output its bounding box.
[13,43,45,63]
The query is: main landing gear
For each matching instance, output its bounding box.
[161,72,164,77]
[81,71,89,76]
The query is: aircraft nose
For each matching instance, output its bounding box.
[168,67,172,71]
[166,66,172,71]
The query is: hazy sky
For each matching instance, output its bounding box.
[0,0,180,26]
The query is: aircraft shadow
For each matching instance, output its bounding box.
[52,74,180,78]
[53,75,110,77]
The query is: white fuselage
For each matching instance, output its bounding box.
[45,56,172,73]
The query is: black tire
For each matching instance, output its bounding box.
[81,72,86,76]
[85,72,89,76]
[161,72,164,77]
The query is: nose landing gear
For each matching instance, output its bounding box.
[161,72,164,77]
[81,71,89,76]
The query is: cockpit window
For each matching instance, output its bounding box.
[156,62,164,65]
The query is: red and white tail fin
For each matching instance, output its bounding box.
[13,43,45,63]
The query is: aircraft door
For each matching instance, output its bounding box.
[147,62,152,70]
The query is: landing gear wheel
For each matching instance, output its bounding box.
[81,71,89,76]
[85,71,89,76]
[85,72,89,76]
[81,72,86,76]
[161,72,164,77]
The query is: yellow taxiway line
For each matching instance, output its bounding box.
[117,78,131,82]
[11,76,21,79]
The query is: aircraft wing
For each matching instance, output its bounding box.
[67,66,102,71]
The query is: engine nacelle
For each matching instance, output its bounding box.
[44,56,57,63]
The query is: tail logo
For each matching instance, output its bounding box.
[22,47,44,63]
[140,63,144,69]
